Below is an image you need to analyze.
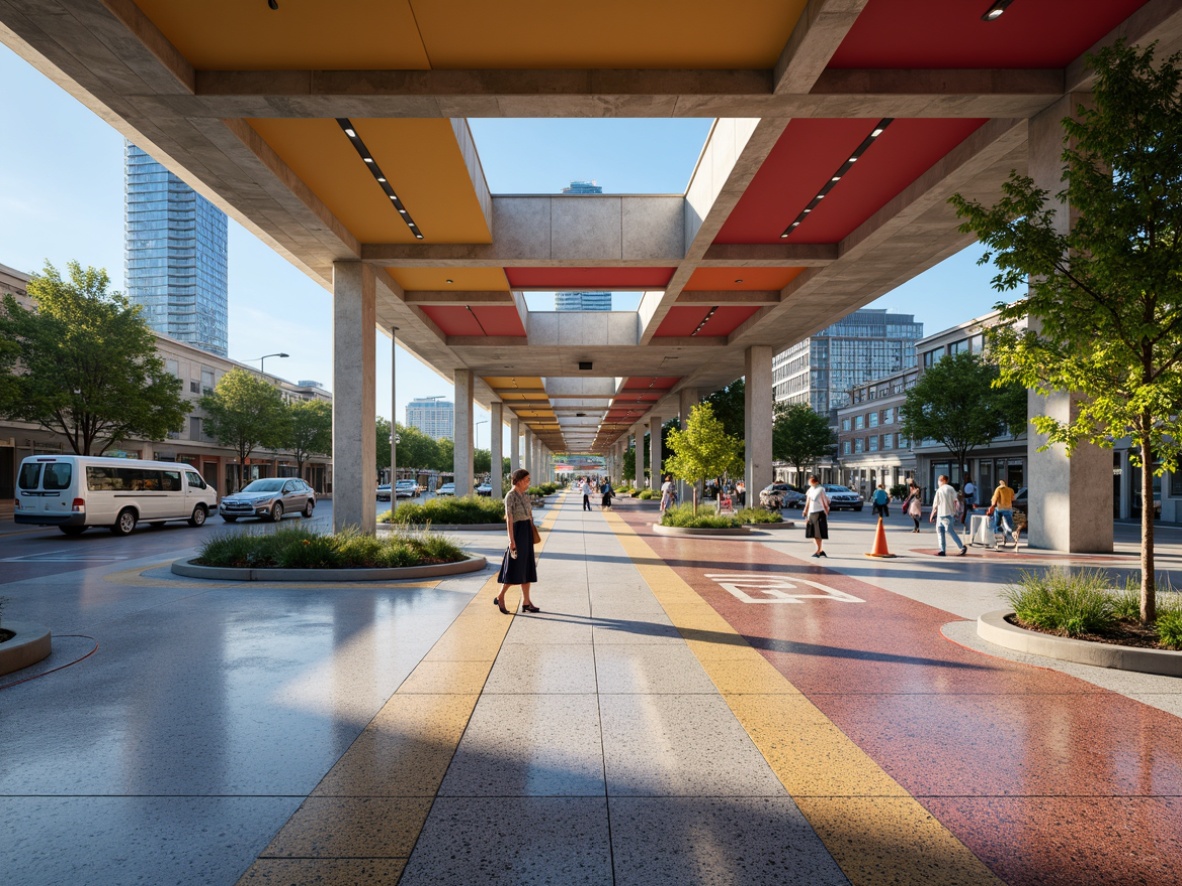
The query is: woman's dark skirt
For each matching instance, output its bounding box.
[805,511,829,539]
[498,519,538,584]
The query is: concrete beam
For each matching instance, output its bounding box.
[773,0,869,95]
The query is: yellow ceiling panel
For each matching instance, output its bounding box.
[484,377,545,391]
[413,1,807,70]
[133,0,430,71]
[247,118,491,245]
[390,268,509,291]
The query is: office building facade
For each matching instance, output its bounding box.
[406,398,455,440]
[124,143,229,357]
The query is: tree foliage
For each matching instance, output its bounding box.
[622,445,636,482]
[952,41,1182,621]
[901,352,1023,480]
[664,402,743,513]
[395,423,439,470]
[705,378,745,440]
[772,402,834,481]
[0,261,188,454]
[200,369,289,491]
[287,399,332,475]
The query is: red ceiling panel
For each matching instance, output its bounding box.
[421,305,525,336]
[505,267,676,289]
[470,306,526,336]
[421,305,483,336]
[830,0,1147,70]
[704,305,760,336]
[684,267,804,290]
[622,377,679,391]
[715,118,985,245]
[655,306,711,337]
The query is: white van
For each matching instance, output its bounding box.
[15,455,218,536]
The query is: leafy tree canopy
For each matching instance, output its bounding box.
[664,402,743,512]
[200,369,289,489]
[0,261,189,454]
[772,402,834,481]
[288,399,332,471]
[394,423,439,471]
[952,40,1182,619]
[705,378,745,441]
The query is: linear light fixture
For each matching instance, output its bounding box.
[335,118,423,240]
[780,118,893,240]
[691,306,719,336]
[981,0,1014,21]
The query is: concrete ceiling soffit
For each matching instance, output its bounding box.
[773,0,870,94]
[1064,0,1182,92]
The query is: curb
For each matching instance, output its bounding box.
[377,522,505,532]
[977,609,1182,677]
[651,523,751,537]
[751,521,796,531]
[170,554,488,583]
[0,621,53,676]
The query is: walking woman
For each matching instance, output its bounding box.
[903,480,923,533]
[802,475,830,558]
[495,468,540,614]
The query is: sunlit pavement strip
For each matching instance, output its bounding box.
[234,505,560,885]
[603,510,1001,886]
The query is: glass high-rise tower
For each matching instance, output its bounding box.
[124,143,228,356]
[556,181,611,311]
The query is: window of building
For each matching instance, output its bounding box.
[165,358,179,377]
[949,339,970,355]
[882,433,893,450]
[855,415,864,429]
[971,333,984,353]
[841,417,851,431]
[868,435,879,452]
[189,416,201,440]
[869,412,879,428]
[854,438,864,453]
[883,407,893,424]
[898,433,909,448]
[201,368,215,394]
[843,441,852,455]
[922,347,944,368]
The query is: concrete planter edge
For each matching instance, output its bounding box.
[171,554,488,583]
[0,621,53,676]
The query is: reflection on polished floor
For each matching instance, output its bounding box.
[3,494,1182,885]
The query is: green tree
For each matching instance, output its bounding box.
[772,402,834,483]
[433,437,455,473]
[200,369,289,491]
[0,261,188,454]
[395,423,438,470]
[474,448,492,475]
[376,417,393,475]
[287,399,332,479]
[664,402,743,513]
[705,378,745,440]
[900,352,1022,486]
[622,445,636,483]
[953,41,1182,622]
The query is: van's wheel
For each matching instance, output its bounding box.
[301,500,315,518]
[59,525,86,536]
[189,505,208,527]
[110,508,137,536]
[270,502,284,522]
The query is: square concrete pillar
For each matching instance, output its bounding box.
[510,417,521,472]
[389,326,399,517]
[454,369,474,496]
[490,401,504,499]
[524,429,534,476]
[332,261,377,533]
[678,388,699,503]
[1027,94,1112,553]
[649,416,662,488]
[745,346,773,501]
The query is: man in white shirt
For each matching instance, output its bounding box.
[929,474,968,556]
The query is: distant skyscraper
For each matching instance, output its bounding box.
[557,181,611,311]
[124,143,228,356]
[406,397,455,440]
[772,309,923,416]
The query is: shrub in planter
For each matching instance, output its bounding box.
[637,489,656,500]
[197,525,466,569]
[735,507,782,524]
[660,503,742,529]
[379,495,505,525]
[1003,568,1117,637]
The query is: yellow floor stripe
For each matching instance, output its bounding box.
[603,510,1001,886]
[236,509,557,885]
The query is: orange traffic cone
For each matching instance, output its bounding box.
[865,516,897,558]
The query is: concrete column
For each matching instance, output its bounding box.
[510,417,521,472]
[1027,94,1112,552]
[389,327,398,516]
[490,401,504,499]
[649,416,662,489]
[454,369,474,496]
[744,346,773,502]
[332,261,377,533]
[678,387,699,503]
[524,429,533,477]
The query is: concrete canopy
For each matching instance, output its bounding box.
[1,0,1177,454]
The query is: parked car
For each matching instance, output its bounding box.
[376,483,392,501]
[436,482,456,497]
[219,478,316,522]
[823,484,864,511]
[759,483,806,509]
[395,479,419,498]
[475,481,493,496]
[1011,486,1027,515]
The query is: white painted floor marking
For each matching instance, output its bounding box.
[704,573,865,604]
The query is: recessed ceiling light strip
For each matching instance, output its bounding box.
[335,117,423,240]
[780,118,893,240]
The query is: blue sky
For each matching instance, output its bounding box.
[0,44,1008,449]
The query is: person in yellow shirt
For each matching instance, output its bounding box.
[990,478,1016,548]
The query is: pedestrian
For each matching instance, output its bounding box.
[960,474,976,528]
[600,477,614,510]
[802,475,830,558]
[736,480,746,507]
[660,474,674,513]
[990,478,1016,548]
[903,480,922,533]
[495,468,541,613]
[581,476,592,512]
[871,483,890,518]
[930,474,967,556]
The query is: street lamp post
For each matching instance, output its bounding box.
[252,352,289,376]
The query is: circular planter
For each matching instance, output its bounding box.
[652,523,751,537]
[0,621,52,676]
[378,521,506,532]
[171,553,487,582]
[978,609,1182,677]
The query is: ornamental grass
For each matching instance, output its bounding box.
[197,525,466,569]
[378,495,505,525]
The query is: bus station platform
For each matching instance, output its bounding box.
[2,493,1182,885]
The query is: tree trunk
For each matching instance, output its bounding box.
[1140,434,1156,624]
